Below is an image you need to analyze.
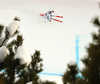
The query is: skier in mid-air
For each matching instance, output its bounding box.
[44,10,54,22]
[40,10,63,23]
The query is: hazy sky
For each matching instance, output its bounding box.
[0,0,100,84]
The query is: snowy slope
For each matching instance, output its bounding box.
[0,0,100,84]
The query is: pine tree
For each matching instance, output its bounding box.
[75,78,86,84]
[40,80,57,84]
[81,16,100,84]
[0,17,43,84]
[62,63,78,84]
[15,50,43,84]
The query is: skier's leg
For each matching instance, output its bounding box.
[47,15,51,22]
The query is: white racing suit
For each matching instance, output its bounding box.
[44,11,53,22]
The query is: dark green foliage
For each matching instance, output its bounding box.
[16,50,43,84]
[75,78,86,84]
[41,80,57,84]
[0,17,43,84]
[0,26,9,47]
[92,16,100,28]
[62,63,78,84]
[0,24,4,35]
[14,17,20,21]
[81,16,100,84]
[0,76,5,84]
[0,24,24,84]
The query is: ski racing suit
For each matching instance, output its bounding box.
[44,11,54,22]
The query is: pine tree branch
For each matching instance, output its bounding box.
[0,29,9,47]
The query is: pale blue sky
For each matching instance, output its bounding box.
[0,0,100,84]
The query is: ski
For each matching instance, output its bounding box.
[40,14,63,18]
[52,15,63,18]
[40,13,63,23]
[52,18,62,23]
[40,14,44,17]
